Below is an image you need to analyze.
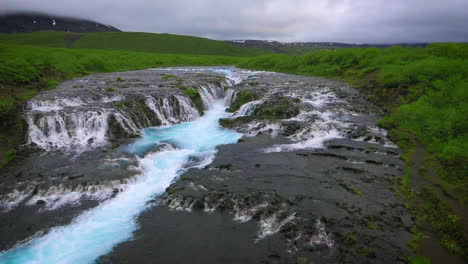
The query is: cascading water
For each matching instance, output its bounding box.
[232,99,264,117]
[224,89,237,106]
[0,68,245,263]
[26,93,202,153]
[0,100,241,264]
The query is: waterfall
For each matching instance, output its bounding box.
[224,89,237,106]
[1,101,241,264]
[27,109,111,152]
[26,94,201,153]
[232,99,264,117]
[198,84,224,108]
[144,95,199,126]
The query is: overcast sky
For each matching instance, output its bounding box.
[1,0,467,43]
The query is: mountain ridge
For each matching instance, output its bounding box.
[0,12,120,34]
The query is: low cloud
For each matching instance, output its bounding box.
[1,0,467,43]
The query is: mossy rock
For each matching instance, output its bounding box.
[253,97,299,119]
[342,233,357,245]
[184,88,204,115]
[219,116,253,128]
[228,90,257,112]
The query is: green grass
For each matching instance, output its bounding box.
[410,256,432,264]
[0,31,264,56]
[240,43,468,199]
[240,43,468,261]
[0,43,246,165]
[0,44,245,85]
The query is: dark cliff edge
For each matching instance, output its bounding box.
[0,12,120,34]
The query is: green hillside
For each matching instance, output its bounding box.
[0,31,263,56]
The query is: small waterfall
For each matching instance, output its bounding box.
[224,89,237,106]
[27,109,111,152]
[1,101,242,263]
[24,68,251,153]
[145,95,199,126]
[26,94,200,153]
[28,95,124,112]
[232,99,264,117]
[198,84,224,108]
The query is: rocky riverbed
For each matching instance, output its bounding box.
[0,67,412,263]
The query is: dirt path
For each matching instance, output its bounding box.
[408,143,466,264]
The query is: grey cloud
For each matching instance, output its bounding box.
[1,0,467,43]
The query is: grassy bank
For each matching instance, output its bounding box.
[239,43,468,261]
[0,31,264,56]
[0,43,246,165]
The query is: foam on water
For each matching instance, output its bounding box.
[0,101,241,264]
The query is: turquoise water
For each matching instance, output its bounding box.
[0,100,240,264]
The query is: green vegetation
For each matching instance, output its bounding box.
[1,31,466,261]
[218,118,234,127]
[228,90,256,112]
[0,41,246,164]
[183,88,204,114]
[409,256,432,264]
[253,97,298,119]
[1,149,16,167]
[418,187,466,256]
[240,44,467,196]
[342,233,357,245]
[0,31,263,56]
[240,43,468,261]
[357,247,376,258]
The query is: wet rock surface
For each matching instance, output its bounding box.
[0,68,412,263]
[102,72,412,263]
[0,68,230,250]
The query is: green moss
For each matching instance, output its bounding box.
[366,221,379,230]
[162,74,177,80]
[342,233,357,245]
[0,97,16,113]
[228,90,256,112]
[112,102,126,109]
[352,188,363,195]
[115,77,125,82]
[357,247,376,258]
[254,97,298,119]
[219,118,234,127]
[408,231,422,252]
[1,149,16,167]
[184,88,204,115]
[106,87,115,92]
[418,187,467,257]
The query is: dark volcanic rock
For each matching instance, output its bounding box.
[0,68,412,263]
[101,70,412,264]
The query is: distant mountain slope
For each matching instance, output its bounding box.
[0,13,120,34]
[0,31,263,56]
[226,40,428,54]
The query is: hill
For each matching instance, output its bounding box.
[0,13,120,34]
[227,40,428,54]
[0,31,263,56]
